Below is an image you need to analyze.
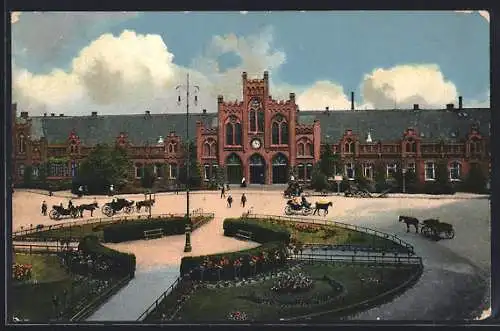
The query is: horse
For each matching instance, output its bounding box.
[313,201,333,216]
[398,215,420,233]
[77,202,99,217]
[136,199,155,212]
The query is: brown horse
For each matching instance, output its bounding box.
[398,215,420,233]
[313,201,333,216]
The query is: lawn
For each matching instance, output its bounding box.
[10,253,120,322]
[170,263,418,322]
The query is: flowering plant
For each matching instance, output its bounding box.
[227,311,248,321]
[12,263,33,281]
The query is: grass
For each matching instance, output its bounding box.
[169,263,418,322]
[10,253,121,322]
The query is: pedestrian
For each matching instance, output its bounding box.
[41,201,47,216]
[227,194,233,208]
[221,185,226,199]
[240,193,247,208]
[68,199,73,209]
[175,183,179,195]
[109,184,114,196]
[241,177,247,188]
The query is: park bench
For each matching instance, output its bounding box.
[144,228,163,240]
[235,229,253,240]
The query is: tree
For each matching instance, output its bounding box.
[179,141,202,188]
[354,162,370,189]
[75,144,132,194]
[310,164,328,191]
[141,164,157,188]
[374,162,387,192]
[23,165,33,187]
[319,144,337,178]
[462,163,487,193]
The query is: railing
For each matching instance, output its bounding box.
[136,276,182,321]
[12,210,214,239]
[70,274,132,322]
[13,242,78,254]
[245,214,416,255]
[291,252,422,265]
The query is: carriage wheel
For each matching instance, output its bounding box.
[284,206,293,216]
[446,229,455,239]
[125,206,134,214]
[102,205,113,217]
[49,210,58,220]
[420,226,431,237]
[302,208,313,216]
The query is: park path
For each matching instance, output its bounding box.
[86,264,180,321]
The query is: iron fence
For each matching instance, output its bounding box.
[13,242,78,254]
[290,252,422,265]
[136,276,182,321]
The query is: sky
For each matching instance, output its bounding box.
[10,10,490,116]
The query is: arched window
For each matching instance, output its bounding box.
[469,139,481,154]
[298,143,305,156]
[271,114,288,145]
[248,98,264,132]
[135,163,143,179]
[305,143,312,156]
[306,163,313,180]
[297,164,305,180]
[449,161,462,181]
[203,142,211,156]
[344,140,354,153]
[18,164,25,177]
[406,140,416,153]
[169,163,178,179]
[167,142,178,154]
[18,134,26,154]
[225,116,242,146]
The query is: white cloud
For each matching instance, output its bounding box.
[455,10,490,23]
[11,12,21,24]
[12,26,481,116]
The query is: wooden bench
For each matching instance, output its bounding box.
[144,228,163,240]
[235,229,252,240]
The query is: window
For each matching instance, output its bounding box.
[49,163,69,177]
[298,143,305,156]
[449,161,461,181]
[297,141,313,157]
[344,140,354,153]
[18,164,25,177]
[306,163,313,180]
[306,143,312,156]
[297,164,305,180]
[363,163,373,179]
[169,163,178,179]
[203,143,210,156]
[345,162,355,179]
[155,164,164,178]
[204,164,210,180]
[386,163,398,179]
[32,165,39,179]
[168,143,178,153]
[135,164,143,179]
[470,140,481,154]
[406,140,417,153]
[407,162,416,174]
[248,98,265,132]
[424,162,435,181]
[225,116,242,145]
[18,134,26,154]
[271,115,288,145]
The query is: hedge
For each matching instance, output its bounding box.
[223,218,291,244]
[78,235,136,278]
[102,215,212,243]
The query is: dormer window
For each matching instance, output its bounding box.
[167,142,178,153]
[344,140,354,153]
[405,139,417,153]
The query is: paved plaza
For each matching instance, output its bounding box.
[12,188,491,320]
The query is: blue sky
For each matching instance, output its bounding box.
[11,11,490,115]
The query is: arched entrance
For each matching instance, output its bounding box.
[226,153,243,184]
[272,153,289,184]
[249,154,266,184]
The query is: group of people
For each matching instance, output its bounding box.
[290,194,312,209]
[220,184,247,208]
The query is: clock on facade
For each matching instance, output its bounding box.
[251,138,261,149]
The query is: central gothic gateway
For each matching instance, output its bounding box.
[196,71,321,185]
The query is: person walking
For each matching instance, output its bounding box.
[109,184,114,196]
[227,194,233,208]
[41,201,48,216]
[241,177,247,188]
[240,193,247,208]
[221,185,226,199]
[78,185,84,198]
[68,199,74,209]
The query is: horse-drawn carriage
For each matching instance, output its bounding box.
[136,195,156,212]
[285,199,313,216]
[101,198,135,217]
[398,215,455,240]
[284,182,303,198]
[49,205,79,220]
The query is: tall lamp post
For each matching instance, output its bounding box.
[177,73,199,253]
[402,168,407,194]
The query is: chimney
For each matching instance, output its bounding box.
[91,111,97,116]
[43,113,47,117]
[325,106,329,111]
[202,109,207,114]
[263,71,269,80]
[145,110,150,115]
[217,95,224,104]
[458,96,463,109]
[242,72,247,80]
[413,104,419,110]
[351,92,355,110]
[59,114,64,117]
[446,103,454,110]
[20,111,29,119]
[50,113,55,117]
[289,92,295,102]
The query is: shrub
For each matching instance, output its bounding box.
[78,235,136,277]
[310,164,328,191]
[422,182,455,195]
[102,216,212,243]
[223,218,291,244]
[461,164,488,194]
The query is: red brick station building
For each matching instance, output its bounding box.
[12,72,490,187]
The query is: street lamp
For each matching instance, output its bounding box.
[177,73,199,253]
[144,190,154,218]
[402,168,407,194]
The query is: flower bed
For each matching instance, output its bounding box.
[12,263,33,282]
[227,311,248,321]
[271,271,314,293]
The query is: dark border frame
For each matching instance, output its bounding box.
[2,1,498,330]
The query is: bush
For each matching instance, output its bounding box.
[78,235,136,277]
[223,218,291,244]
[103,216,188,243]
[461,164,488,194]
[422,182,455,195]
[141,164,157,188]
[310,165,328,191]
